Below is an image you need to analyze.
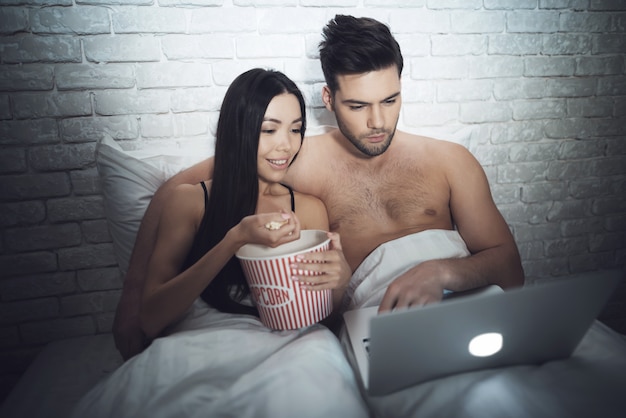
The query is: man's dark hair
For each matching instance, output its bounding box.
[319,15,404,93]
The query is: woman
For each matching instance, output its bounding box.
[140,68,348,340]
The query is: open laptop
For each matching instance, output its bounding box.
[342,270,622,396]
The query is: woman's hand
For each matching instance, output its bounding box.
[234,211,302,248]
[289,232,351,292]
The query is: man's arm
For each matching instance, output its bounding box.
[113,157,214,360]
[379,143,524,312]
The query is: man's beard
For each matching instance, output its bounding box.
[336,117,397,157]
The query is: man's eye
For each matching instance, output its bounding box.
[384,99,396,105]
[350,105,364,111]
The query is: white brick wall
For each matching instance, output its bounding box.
[0,0,625,399]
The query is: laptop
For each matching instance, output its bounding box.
[342,270,622,396]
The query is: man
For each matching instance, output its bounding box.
[113,15,524,360]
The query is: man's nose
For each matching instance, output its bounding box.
[368,106,384,129]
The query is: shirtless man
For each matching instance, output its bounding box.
[113,15,524,360]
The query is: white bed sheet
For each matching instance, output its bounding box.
[70,300,369,418]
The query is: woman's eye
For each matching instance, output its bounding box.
[261,129,275,134]
[291,128,302,134]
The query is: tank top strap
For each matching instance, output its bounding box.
[200,181,209,208]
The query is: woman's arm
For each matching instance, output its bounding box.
[113,158,214,359]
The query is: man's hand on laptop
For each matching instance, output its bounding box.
[378,260,446,313]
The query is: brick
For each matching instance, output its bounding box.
[607,138,626,155]
[432,34,487,56]
[0,7,29,34]
[162,34,234,60]
[494,78,548,101]
[31,6,110,34]
[559,12,613,32]
[426,0,481,7]
[546,159,593,180]
[522,182,567,203]
[57,243,117,270]
[545,236,589,257]
[411,57,469,80]
[84,35,161,63]
[450,11,504,33]
[94,90,170,116]
[470,56,524,79]
[542,34,592,55]
[460,101,511,124]
[569,178,613,199]
[0,95,10,120]
[0,201,46,228]
[561,217,605,237]
[0,272,76,302]
[0,298,59,325]
[516,240,544,260]
[20,316,96,345]
[544,118,601,139]
[547,199,588,221]
[77,267,122,291]
[490,121,546,145]
[190,7,257,33]
[598,76,626,96]
[606,214,626,232]
[484,0,536,9]
[593,34,626,54]
[570,252,617,276]
[0,119,59,145]
[507,11,560,33]
[0,65,54,91]
[524,57,575,77]
[590,156,626,176]
[95,311,115,333]
[71,168,102,196]
[437,79,493,103]
[236,35,303,58]
[140,114,174,138]
[488,34,543,55]
[29,142,96,171]
[513,99,567,121]
[590,232,626,252]
[47,196,104,222]
[567,97,614,118]
[515,222,562,243]
[575,56,623,76]
[171,87,226,113]
[498,202,554,225]
[172,112,212,137]
[60,116,139,142]
[540,0,588,10]
[55,64,135,90]
[62,291,112,316]
[402,103,459,127]
[0,147,26,174]
[0,173,70,201]
[559,139,605,160]
[112,6,186,33]
[391,9,451,34]
[136,62,214,89]
[591,196,626,215]
[474,144,509,165]
[395,34,430,58]
[12,91,92,119]
[0,34,81,64]
[82,219,111,244]
[365,0,423,5]
[498,162,549,183]
[398,80,435,103]
[5,223,82,252]
[592,0,626,10]
[522,257,569,279]
[490,184,520,205]
[510,142,560,163]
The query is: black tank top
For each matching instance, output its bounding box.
[199,182,295,212]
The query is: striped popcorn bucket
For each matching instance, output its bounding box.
[236,230,332,330]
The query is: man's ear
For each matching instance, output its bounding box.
[322,86,334,112]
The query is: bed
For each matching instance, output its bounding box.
[2,126,625,418]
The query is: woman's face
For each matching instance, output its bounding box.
[256,93,303,185]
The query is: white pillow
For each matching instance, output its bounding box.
[96,135,210,276]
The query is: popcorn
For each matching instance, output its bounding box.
[264,219,288,230]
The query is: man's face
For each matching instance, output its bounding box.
[323,66,401,157]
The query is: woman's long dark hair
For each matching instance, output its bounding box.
[182,68,307,316]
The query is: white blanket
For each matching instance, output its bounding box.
[345,229,470,310]
[71,301,369,418]
[339,230,626,418]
